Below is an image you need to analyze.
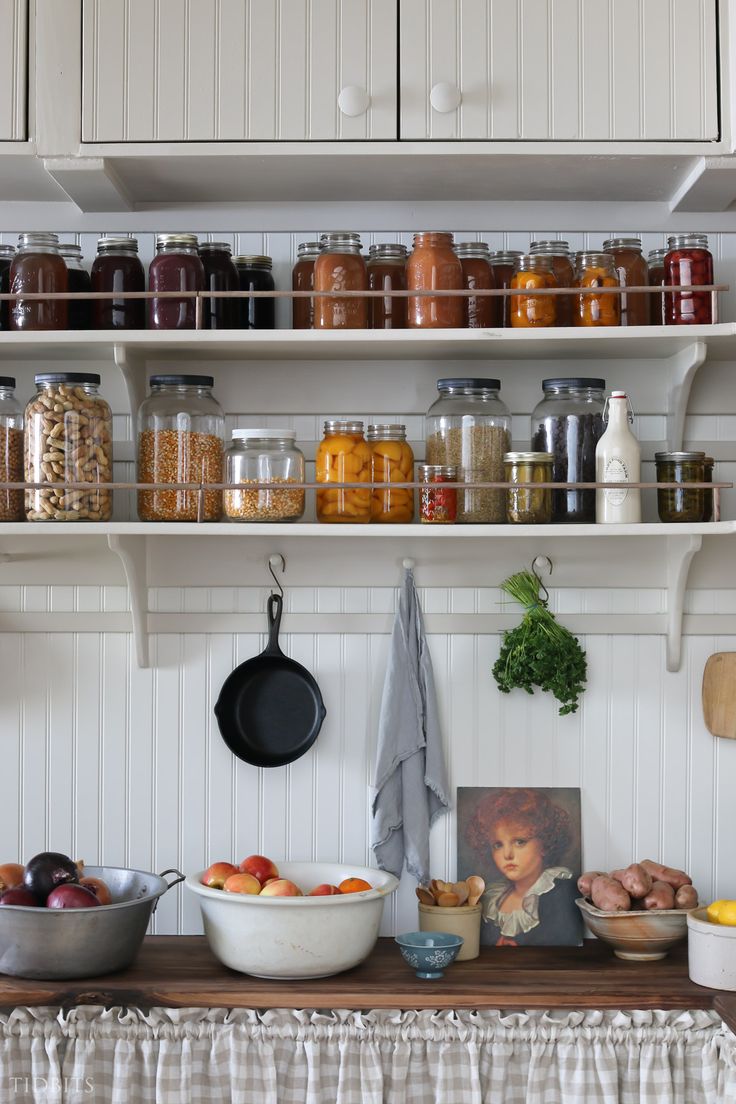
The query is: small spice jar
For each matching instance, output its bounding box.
[199,241,239,330]
[233,254,275,330]
[25,373,113,522]
[454,242,496,329]
[603,238,649,327]
[664,233,714,325]
[574,252,621,327]
[531,378,606,523]
[407,232,463,329]
[292,241,321,330]
[10,232,68,331]
[314,233,367,330]
[224,429,305,523]
[529,241,575,326]
[510,255,557,328]
[58,243,92,330]
[316,420,371,523]
[654,451,706,523]
[489,251,523,328]
[504,451,554,525]
[137,375,225,522]
[703,456,715,522]
[366,424,414,523]
[148,233,204,330]
[418,464,458,524]
[367,243,408,329]
[0,244,14,330]
[0,376,23,521]
[647,248,667,327]
[91,236,146,330]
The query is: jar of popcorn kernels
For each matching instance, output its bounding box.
[224,429,305,522]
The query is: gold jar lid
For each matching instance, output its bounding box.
[504,451,554,463]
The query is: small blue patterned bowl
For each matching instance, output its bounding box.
[394,931,464,979]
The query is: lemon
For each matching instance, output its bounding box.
[707,900,736,925]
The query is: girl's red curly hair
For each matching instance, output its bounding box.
[466,788,573,867]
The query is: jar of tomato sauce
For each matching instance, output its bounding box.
[488,251,523,328]
[647,249,667,326]
[367,243,408,329]
[314,233,367,330]
[292,241,321,330]
[510,255,557,328]
[316,420,371,522]
[574,252,620,327]
[407,232,463,329]
[664,233,714,325]
[603,238,649,327]
[455,242,496,329]
[148,233,204,330]
[529,241,574,326]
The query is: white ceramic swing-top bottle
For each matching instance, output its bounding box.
[595,390,641,523]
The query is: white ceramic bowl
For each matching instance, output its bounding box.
[688,907,736,990]
[186,861,399,979]
[576,898,689,960]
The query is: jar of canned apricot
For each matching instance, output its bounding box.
[574,252,621,327]
[510,255,557,328]
[316,420,371,523]
[365,424,414,523]
[529,241,574,326]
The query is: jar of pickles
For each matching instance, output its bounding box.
[292,242,321,329]
[529,241,574,326]
[510,255,557,328]
[455,242,495,329]
[367,244,408,329]
[224,429,305,522]
[418,464,458,524]
[314,233,367,330]
[316,420,371,523]
[654,451,706,523]
[603,238,648,327]
[647,248,667,326]
[504,451,554,524]
[574,252,621,327]
[366,424,414,523]
[407,232,463,329]
[489,251,522,328]
[664,233,714,325]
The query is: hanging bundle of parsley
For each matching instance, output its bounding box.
[492,569,587,716]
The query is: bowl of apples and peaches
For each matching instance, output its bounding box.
[186,855,399,978]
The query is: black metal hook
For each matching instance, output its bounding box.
[531,555,552,605]
[268,553,285,599]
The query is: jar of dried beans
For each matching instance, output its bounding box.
[574,252,621,327]
[531,377,606,523]
[25,373,112,521]
[366,424,414,523]
[137,375,225,522]
[664,233,714,325]
[316,420,371,523]
[314,233,367,329]
[0,376,23,521]
[224,429,305,522]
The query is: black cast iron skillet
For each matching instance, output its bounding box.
[214,594,326,767]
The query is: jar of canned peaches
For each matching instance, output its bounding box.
[510,255,558,328]
[366,424,414,523]
[574,252,620,327]
[316,420,372,523]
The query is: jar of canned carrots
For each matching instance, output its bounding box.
[366,424,414,523]
[316,419,372,523]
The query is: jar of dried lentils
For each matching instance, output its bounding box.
[137,375,224,522]
[574,252,620,327]
[366,424,414,523]
[603,238,648,327]
[224,429,305,523]
[316,420,371,523]
[367,244,408,329]
[529,241,574,326]
[664,233,714,325]
[314,233,367,329]
[25,373,112,522]
[510,255,557,328]
[0,377,23,521]
[407,232,463,329]
[455,242,496,329]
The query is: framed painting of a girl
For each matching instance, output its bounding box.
[458,787,583,947]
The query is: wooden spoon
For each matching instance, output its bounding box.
[416,886,435,906]
[466,875,485,907]
[429,879,443,900]
[437,891,460,907]
[451,881,469,906]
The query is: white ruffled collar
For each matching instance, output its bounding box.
[481,866,573,938]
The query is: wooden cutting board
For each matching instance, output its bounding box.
[702,653,736,739]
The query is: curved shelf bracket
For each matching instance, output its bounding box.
[107,533,149,668]
[114,343,147,427]
[665,533,702,673]
[666,340,707,451]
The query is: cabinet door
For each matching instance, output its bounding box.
[400,0,718,141]
[82,0,397,141]
[0,0,26,140]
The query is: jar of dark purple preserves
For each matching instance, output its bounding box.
[148,233,204,330]
[91,236,145,330]
[0,244,14,330]
[10,232,68,331]
[59,243,92,330]
[198,241,239,329]
[233,255,275,330]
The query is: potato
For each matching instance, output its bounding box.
[577,870,605,897]
[675,885,698,909]
[643,881,676,910]
[591,875,632,912]
[640,860,692,890]
[612,863,653,900]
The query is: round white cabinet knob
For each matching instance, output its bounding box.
[430,82,462,113]
[338,86,371,117]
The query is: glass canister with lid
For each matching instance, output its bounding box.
[0,376,23,520]
[366,424,414,523]
[531,378,606,523]
[0,244,14,330]
[199,241,239,330]
[367,243,408,329]
[647,248,667,326]
[58,243,92,330]
[574,252,621,327]
[25,372,112,521]
[425,378,511,523]
[455,242,496,329]
[137,374,225,521]
[292,241,321,329]
[91,236,146,329]
[664,233,714,325]
[233,254,275,330]
[603,238,649,327]
[224,429,305,522]
[504,451,554,524]
[148,233,204,330]
[654,451,706,523]
[10,232,68,331]
[314,233,367,329]
[510,255,557,328]
[316,419,372,522]
[407,232,464,329]
[529,241,575,326]
[488,251,523,328]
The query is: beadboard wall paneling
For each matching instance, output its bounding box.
[0,0,26,141]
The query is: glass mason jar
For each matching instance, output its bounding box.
[366,424,414,523]
[199,241,239,330]
[603,237,649,327]
[510,255,557,328]
[58,243,92,330]
[91,236,146,330]
[292,241,321,330]
[703,456,715,522]
[137,375,225,522]
[655,451,706,523]
[406,231,463,329]
[425,378,511,523]
[455,242,496,329]
[10,232,68,331]
[367,243,408,330]
[316,420,371,523]
[529,241,575,326]
[574,251,621,327]
[224,429,305,522]
[647,248,667,327]
[314,233,367,330]
[489,250,523,328]
[418,464,458,524]
[233,254,275,330]
[664,233,714,325]
[148,233,204,330]
[0,376,23,520]
[0,244,15,330]
[531,378,606,523]
[504,451,554,524]
[25,373,112,522]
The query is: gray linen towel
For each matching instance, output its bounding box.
[370,566,450,884]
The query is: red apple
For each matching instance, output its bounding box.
[259,879,302,897]
[202,862,239,890]
[223,872,261,895]
[238,854,279,885]
[0,887,39,906]
[0,863,24,893]
[308,884,341,896]
[46,884,101,909]
[80,876,112,905]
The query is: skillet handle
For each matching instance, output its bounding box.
[265,593,284,655]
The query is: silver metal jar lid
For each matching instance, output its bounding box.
[368,243,408,259]
[155,233,199,249]
[297,241,322,257]
[529,240,571,256]
[58,243,83,259]
[454,242,491,259]
[654,451,706,461]
[666,233,709,250]
[489,250,523,265]
[320,232,363,253]
[98,235,139,253]
[418,464,458,479]
[575,251,614,265]
[514,254,554,271]
[233,254,272,268]
[323,419,364,435]
[198,241,233,254]
[504,451,554,463]
[647,249,667,264]
[603,237,643,251]
[366,424,407,441]
[17,232,60,253]
[0,244,15,258]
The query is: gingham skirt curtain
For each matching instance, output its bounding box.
[0,1006,734,1104]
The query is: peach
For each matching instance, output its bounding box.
[239,854,279,886]
[0,864,24,893]
[338,877,373,894]
[80,876,112,905]
[259,879,302,897]
[308,884,341,896]
[202,862,239,889]
[223,872,261,895]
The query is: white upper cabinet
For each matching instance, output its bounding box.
[399,0,719,141]
[0,0,26,140]
[82,0,397,141]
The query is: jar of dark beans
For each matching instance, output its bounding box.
[703,456,715,522]
[664,233,714,325]
[234,254,275,329]
[655,451,706,523]
[59,243,92,330]
[531,378,606,523]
